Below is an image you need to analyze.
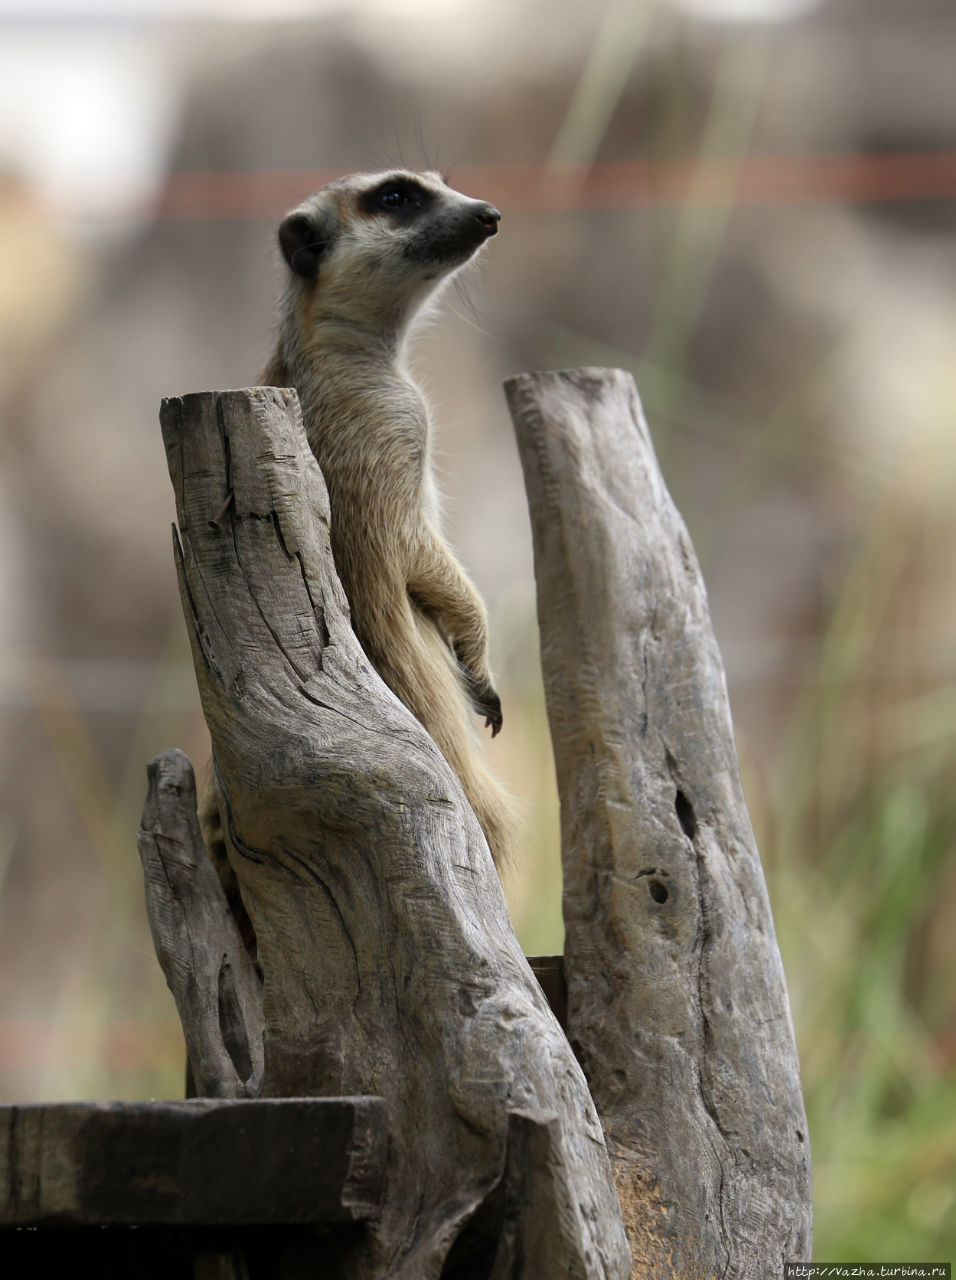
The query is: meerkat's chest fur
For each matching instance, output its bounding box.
[297,338,431,501]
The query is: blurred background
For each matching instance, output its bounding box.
[0,0,953,1260]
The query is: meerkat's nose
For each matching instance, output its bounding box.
[476,205,501,235]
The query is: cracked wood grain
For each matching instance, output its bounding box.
[505,368,812,1280]
[154,387,630,1280]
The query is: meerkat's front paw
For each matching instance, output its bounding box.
[479,687,503,737]
[456,660,503,736]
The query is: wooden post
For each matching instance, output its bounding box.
[150,386,631,1279]
[505,368,813,1278]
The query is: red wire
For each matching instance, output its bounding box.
[146,152,956,221]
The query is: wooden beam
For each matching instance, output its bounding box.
[0,1097,387,1226]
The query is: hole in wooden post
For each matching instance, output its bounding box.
[648,879,669,904]
[218,956,254,1084]
[675,789,697,840]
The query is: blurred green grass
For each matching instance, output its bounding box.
[764,504,956,1259]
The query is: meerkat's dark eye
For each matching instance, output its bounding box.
[379,186,410,210]
[361,178,433,220]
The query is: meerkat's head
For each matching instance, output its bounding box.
[276,169,500,342]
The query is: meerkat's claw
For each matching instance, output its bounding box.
[458,663,502,735]
[481,692,503,737]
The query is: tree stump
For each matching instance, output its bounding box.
[505,368,813,1278]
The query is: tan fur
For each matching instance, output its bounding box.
[202,171,517,875]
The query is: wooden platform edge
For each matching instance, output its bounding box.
[0,1096,388,1227]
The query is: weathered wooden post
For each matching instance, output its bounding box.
[505,368,812,1276]
[0,368,811,1278]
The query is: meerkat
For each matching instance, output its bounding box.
[202,170,517,880]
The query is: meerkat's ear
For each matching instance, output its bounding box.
[278,208,332,279]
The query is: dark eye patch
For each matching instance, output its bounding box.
[361,177,433,219]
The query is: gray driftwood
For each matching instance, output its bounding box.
[505,368,812,1278]
[151,387,630,1280]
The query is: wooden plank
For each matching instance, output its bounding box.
[506,368,813,1278]
[0,1097,387,1226]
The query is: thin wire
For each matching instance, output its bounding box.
[52,150,956,223]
